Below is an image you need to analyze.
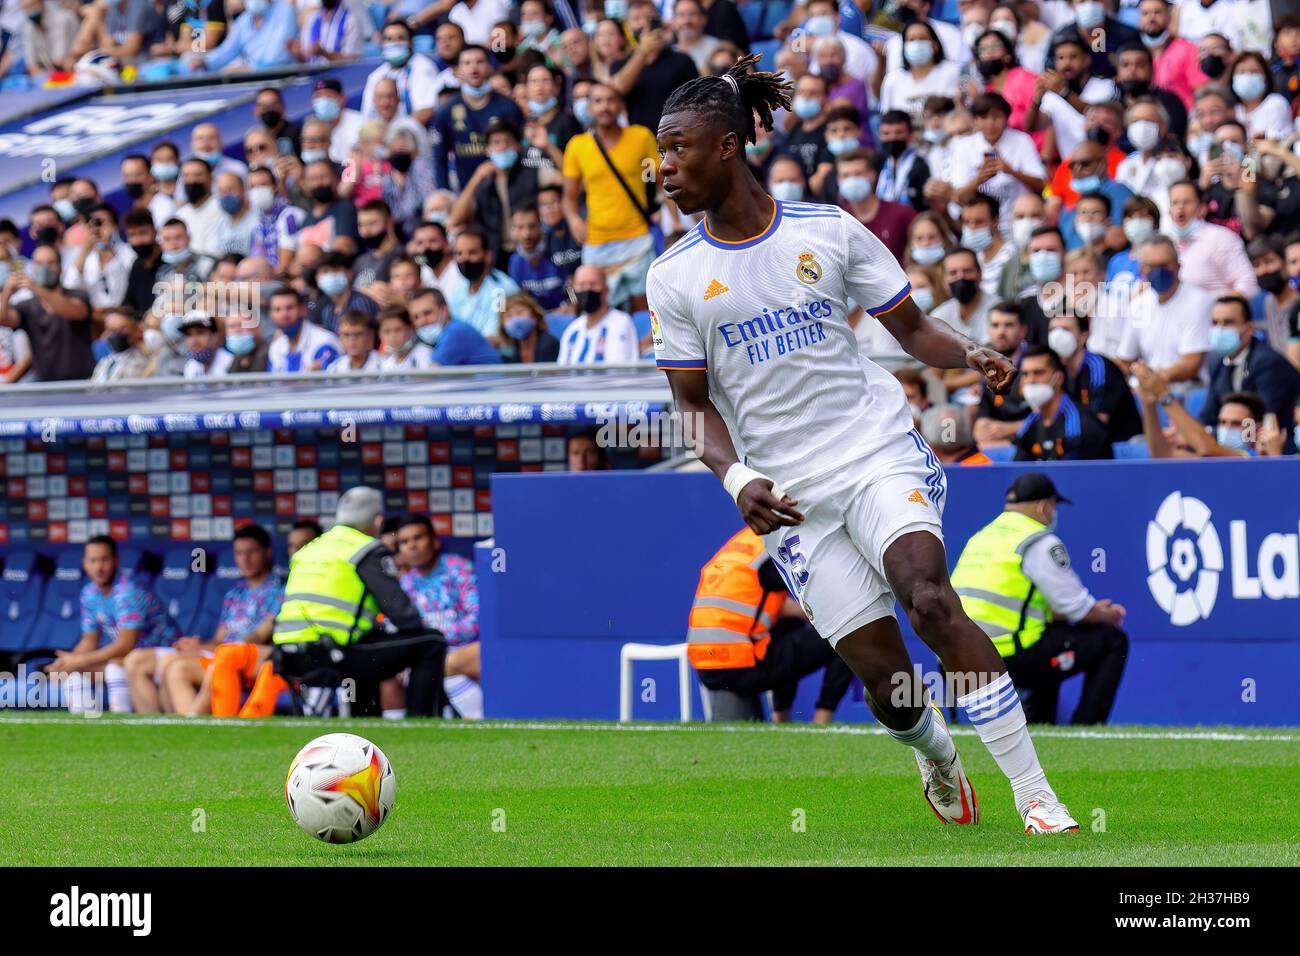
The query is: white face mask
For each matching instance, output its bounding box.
[248,185,275,212]
[1011,217,1043,249]
[1123,217,1154,245]
[1154,156,1187,185]
[1048,327,1079,360]
[1076,220,1107,246]
[1022,381,1056,410]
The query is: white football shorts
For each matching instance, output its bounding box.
[762,429,948,647]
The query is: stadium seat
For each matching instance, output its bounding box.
[619,642,696,721]
[631,309,653,343]
[155,546,209,636]
[116,545,154,588]
[1112,440,1151,460]
[30,550,86,653]
[0,550,45,653]
[194,546,245,639]
[749,38,782,69]
[739,2,766,41]
[983,445,1016,462]
[1184,387,1208,420]
[546,311,577,340]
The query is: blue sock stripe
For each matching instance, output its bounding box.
[961,682,1019,721]
[892,705,933,743]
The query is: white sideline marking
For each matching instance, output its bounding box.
[0,714,1296,742]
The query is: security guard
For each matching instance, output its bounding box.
[273,486,447,717]
[950,473,1128,725]
[687,528,852,723]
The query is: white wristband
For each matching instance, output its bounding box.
[723,462,784,504]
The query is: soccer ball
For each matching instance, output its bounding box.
[285,733,396,844]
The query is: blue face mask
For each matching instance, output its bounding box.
[300,148,328,164]
[151,162,179,182]
[318,273,350,297]
[1140,29,1168,48]
[218,194,242,215]
[791,97,821,120]
[805,14,836,36]
[416,323,443,346]
[1170,218,1199,240]
[962,227,993,251]
[1028,250,1063,283]
[1216,425,1249,451]
[573,98,592,126]
[522,20,547,39]
[382,43,412,66]
[1210,326,1242,357]
[1069,175,1102,194]
[312,97,341,121]
[911,243,944,265]
[604,0,627,18]
[280,318,304,340]
[461,79,493,98]
[188,347,216,365]
[197,150,223,167]
[504,315,537,340]
[827,136,858,156]
[490,149,519,170]
[226,333,256,356]
[839,176,873,202]
[771,181,803,202]
[1145,265,1177,294]
[245,0,268,14]
[528,97,558,118]
[911,287,934,312]
[1232,73,1267,102]
[161,248,190,265]
[53,199,76,222]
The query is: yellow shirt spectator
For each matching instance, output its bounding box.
[561,124,659,246]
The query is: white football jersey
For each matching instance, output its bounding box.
[649,200,915,489]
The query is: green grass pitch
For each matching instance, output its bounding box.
[1,715,1297,866]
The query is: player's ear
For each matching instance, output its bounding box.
[719,129,740,162]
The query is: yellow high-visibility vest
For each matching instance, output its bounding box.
[273,525,382,647]
[950,510,1055,657]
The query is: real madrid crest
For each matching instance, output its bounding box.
[796,251,821,284]
[801,599,814,622]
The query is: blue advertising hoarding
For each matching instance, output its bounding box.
[481,459,1300,725]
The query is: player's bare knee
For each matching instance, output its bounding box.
[906,580,961,639]
[123,649,154,677]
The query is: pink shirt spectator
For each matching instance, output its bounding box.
[1176,220,1261,300]
[352,157,390,207]
[829,76,876,149]
[1153,38,1207,110]
[988,67,1039,134]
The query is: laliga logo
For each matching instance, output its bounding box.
[1146,492,1222,625]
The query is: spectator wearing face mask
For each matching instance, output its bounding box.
[875,110,930,210]
[1048,0,1139,77]
[996,192,1047,299]
[880,21,959,122]
[62,203,135,321]
[1052,137,1132,247]
[811,35,873,132]
[835,150,914,264]
[1013,345,1113,460]
[1025,37,1119,160]
[121,153,176,233]
[953,93,1046,238]
[968,29,1039,139]
[210,172,258,257]
[499,291,560,363]
[521,63,582,170]
[903,209,955,287]
[1116,234,1212,384]
[376,305,433,370]
[1166,180,1260,300]
[1130,0,1206,109]
[245,166,304,273]
[878,0,966,73]
[91,307,148,382]
[1136,363,1282,458]
[811,105,867,199]
[22,0,79,78]
[444,227,520,343]
[557,264,638,364]
[174,159,225,261]
[298,160,360,261]
[180,311,232,378]
[450,118,555,258]
[1235,136,1300,243]
[535,184,581,280]
[266,287,340,372]
[960,193,1017,298]
[223,306,271,374]
[1246,235,1300,360]
[781,73,833,183]
[0,242,93,381]
[431,44,526,191]
[308,253,377,334]
[1230,52,1292,139]
[361,21,439,127]
[1046,310,1143,443]
[1198,294,1300,452]
[1105,195,1160,286]
[507,205,567,311]
[409,286,503,365]
[187,0,297,72]
[934,246,993,352]
[350,200,403,295]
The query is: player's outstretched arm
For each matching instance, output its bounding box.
[878,297,1016,392]
[665,368,804,535]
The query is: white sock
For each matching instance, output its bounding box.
[886,698,956,765]
[64,672,85,715]
[957,672,1052,811]
[443,675,483,720]
[104,663,132,714]
[382,708,407,720]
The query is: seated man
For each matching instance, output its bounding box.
[1135,363,1286,458]
[161,524,285,716]
[687,527,853,723]
[1047,311,1143,444]
[1013,345,1114,461]
[972,300,1030,448]
[49,536,179,714]
[951,473,1129,725]
[396,515,482,719]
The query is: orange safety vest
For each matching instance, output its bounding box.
[686,528,786,670]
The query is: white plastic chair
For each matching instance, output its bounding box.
[619,642,705,722]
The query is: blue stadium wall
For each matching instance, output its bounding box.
[481,460,1300,726]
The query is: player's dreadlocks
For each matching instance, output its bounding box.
[661,53,794,146]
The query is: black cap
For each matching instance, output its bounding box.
[1005,472,1071,505]
[484,116,520,141]
[314,78,343,95]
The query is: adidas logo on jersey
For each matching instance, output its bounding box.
[907,489,928,506]
[703,279,729,300]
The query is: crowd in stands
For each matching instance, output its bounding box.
[0,0,1299,460]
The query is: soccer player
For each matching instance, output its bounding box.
[648,56,1078,833]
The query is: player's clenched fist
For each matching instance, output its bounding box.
[966,346,1016,392]
[737,479,804,535]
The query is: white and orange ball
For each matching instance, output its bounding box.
[285,733,396,844]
